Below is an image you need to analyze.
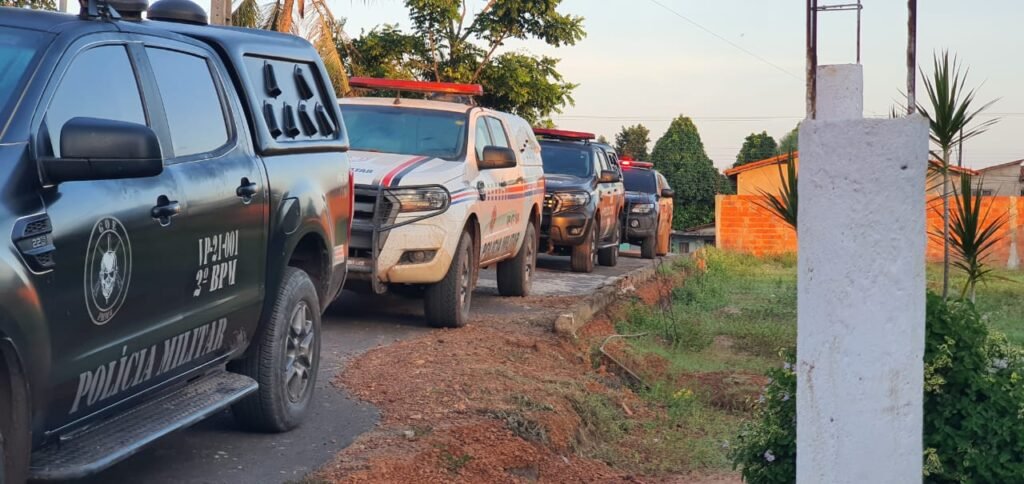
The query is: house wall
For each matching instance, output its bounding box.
[715,194,797,255]
[716,194,1024,269]
[734,159,799,195]
[978,163,1023,196]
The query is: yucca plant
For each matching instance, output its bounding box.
[918,50,998,299]
[756,151,798,231]
[945,175,1008,302]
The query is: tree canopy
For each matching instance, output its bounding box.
[1,0,55,8]
[614,124,651,160]
[650,116,732,230]
[778,124,799,154]
[342,0,584,123]
[734,131,778,167]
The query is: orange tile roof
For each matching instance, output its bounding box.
[724,152,797,177]
[725,151,980,177]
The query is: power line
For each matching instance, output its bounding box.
[644,0,802,81]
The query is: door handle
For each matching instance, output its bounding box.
[237,178,259,204]
[152,195,181,226]
[476,181,487,201]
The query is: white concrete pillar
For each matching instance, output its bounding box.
[797,65,928,484]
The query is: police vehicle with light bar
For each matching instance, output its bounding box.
[0,1,353,480]
[535,128,625,273]
[620,159,675,258]
[339,77,544,328]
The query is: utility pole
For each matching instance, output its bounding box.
[210,0,231,25]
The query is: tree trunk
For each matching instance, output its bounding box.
[942,148,951,300]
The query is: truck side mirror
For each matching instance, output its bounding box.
[42,117,164,184]
[661,188,675,198]
[598,170,621,183]
[479,146,517,170]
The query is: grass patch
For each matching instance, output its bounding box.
[438,447,473,475]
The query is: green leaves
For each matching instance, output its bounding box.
[734,131,778,168]
[478,53,576,124]
[755,153,797,230]
[0,0,56,8]
[945,175,1009,301]
[919,51,999,151]
[650,116,729,230]
[613,124,651,160]
[730,349,796,484]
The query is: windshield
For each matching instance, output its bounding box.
[540,142,593,178]
[623,169,657,193]
[340,104,468,160]
[0,27,48,132]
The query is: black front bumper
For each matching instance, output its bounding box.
[541,209,593,247]
[624,212,657,240]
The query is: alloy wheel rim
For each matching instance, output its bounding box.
[591,225,598,265]
[284,301,314,403]
[525,231,535,283]
[459,244,471,312]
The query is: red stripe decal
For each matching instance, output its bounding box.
[380,156,426,187]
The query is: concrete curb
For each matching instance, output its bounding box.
[553,254,679,337]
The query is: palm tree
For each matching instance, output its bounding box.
[917,51,997,299]
[231,0,350,96]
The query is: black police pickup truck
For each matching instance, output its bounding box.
[0,1,352,481]
[534,128,624,273]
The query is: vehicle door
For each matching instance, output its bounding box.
[656,172,674,253]
[483,116,525,260]
[472,114,517,264]
[136,42,268,346]
[594,148,621,241]
[28,39,193,430]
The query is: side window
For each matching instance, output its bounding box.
[147,48,229,158]
[484,117,510,148]
[595,148,610,173]
[658,173,671,191]
[45,45,146,157]
[474,118,493,161]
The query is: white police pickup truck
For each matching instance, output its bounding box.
[339,78,544,328]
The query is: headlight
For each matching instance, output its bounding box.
[387,186,450,212]
[552,191,590,212]
[630,203,655,214]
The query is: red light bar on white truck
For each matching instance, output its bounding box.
[532,128,596,141]
[349,77,484,96]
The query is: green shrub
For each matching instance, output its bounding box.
[923,294,1024,482]
[730,295,1024,483]
[729,349,796,484]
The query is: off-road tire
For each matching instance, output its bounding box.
[425,230,475,327]
[0,362,29,484]
[598,221,620,267]
[231,267,321,433]
[571,221,597,273]
[497,221,537,297]
[641,235,656,259]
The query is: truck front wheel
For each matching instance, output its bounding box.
[425,230,475,328]
[0,363,29,484]
[497,221,537,297]
[640,235,656,259]
[231,267,321,432]
[571,222,597,273]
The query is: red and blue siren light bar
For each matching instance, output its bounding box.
[532,127,595,141]
[349,77,484,96]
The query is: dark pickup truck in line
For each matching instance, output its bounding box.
[0,1,352,481]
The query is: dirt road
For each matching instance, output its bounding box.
[54,253,656,484]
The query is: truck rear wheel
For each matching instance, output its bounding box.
[231,267,321,432]
[0,363,29,484]
[571,221,597,273]
[425,230,474,328]
[640,235,656,259]
[497,221,537,297]
[598,221,620,267]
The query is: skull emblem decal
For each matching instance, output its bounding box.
[85,217,132,325]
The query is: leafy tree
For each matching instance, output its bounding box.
[343,0,584,123]
[756,152,798,230]
[650,116,729,229]
[778,124,799,154]
[918,50,998,299]
[614,124,650,160]
[734,131,778,167]
[596,135,609,144]
[0,0,55,9]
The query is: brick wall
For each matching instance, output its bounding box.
[715,195,798,256]
[716,194,1023,268]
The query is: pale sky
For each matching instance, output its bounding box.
[152,1,1024,169]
